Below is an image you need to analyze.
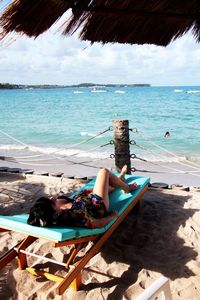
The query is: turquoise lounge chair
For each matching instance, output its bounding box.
[0,174,149,294]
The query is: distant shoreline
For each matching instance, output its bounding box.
[0,83,151,90]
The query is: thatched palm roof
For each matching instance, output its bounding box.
[1,0,200,46]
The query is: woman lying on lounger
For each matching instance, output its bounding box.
[27,166,138,229]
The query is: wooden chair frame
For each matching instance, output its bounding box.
[0,184,148,295]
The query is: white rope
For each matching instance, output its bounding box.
[14,248,66,267]
[60,127,111,149]
[9,153,46,159]
[0,127,111,170]
[134,144,200,174]
[0,129,29,147]
[64,143,108,157]
[133,160,200,174]
[8,152,109,164]
[133,160,200,176]
[0,127,111,158]
[135,143,175,162]
[6,144,105,161]
[2,150,110,168]
[131,136,200,177]
[136,130,200,170]
[3,158,64,166]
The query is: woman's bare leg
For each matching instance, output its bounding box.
[93,167,138,210]
[109,165,138,192]
[108,186,115,192]
[118,165,127,181]
[108,171,130,192]
[93,168,110,210]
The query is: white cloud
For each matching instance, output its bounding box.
[1,14,200,86]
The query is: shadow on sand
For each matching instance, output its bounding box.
[0,174,47,215]
[83,189,198,299]
[0,175,198,299]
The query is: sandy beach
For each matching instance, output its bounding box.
[1,1,200,298]
[0,169,200,300]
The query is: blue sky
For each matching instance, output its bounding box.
[1,2,200,86]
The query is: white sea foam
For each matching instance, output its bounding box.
[186,90,200,94]
[140,153,187,163]
[0,144,109,160]
[80,132,101,138]
[0,144,28,151]
[1,144,199,166]
[174,89,183,93]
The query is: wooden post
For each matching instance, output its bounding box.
[113,120,131,174]
[17,236,37,270]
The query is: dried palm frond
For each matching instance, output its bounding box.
[1,0,200,46]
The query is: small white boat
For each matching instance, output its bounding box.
[174,89,183,93]
[90,87,107,93]
[73,90,83,94]
[186,90,200,94]
[114,90,126,94]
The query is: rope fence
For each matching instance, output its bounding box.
[128,128,200,177]
[0,122,200,178]
[0,127,112,169]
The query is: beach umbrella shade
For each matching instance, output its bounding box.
[1,0,200,46]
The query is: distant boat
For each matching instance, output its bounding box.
[73,90,83,94]
[174,89,183,93]
[114,90,126,94]
[90,87,107,93]
[186,90,200,94]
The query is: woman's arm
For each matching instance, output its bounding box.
[87,210,118,228]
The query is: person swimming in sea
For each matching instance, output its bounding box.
[164,131,170,138]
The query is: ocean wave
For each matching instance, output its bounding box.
[0,144,110,160]
[138,153,187,163]
[80,131,101,138]
[1,144,200,166]
[0,144,28,151]
[186,90,200,94]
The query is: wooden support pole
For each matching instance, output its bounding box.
[17,236,38,270]
[113,119,131,174]
[56,184,148,294]
[0,241,22,269]
[65,243,83,269]
[0,228,10,232]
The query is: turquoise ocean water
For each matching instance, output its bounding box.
[0,86,199,165]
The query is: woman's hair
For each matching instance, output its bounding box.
[57,195,72,203]
[27,197,55,227]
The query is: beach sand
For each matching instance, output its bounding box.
[0,172,200,300]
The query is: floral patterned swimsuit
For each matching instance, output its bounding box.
[57,189,106,228]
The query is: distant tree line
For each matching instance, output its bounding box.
[0,83,21,89]
[0,83,150,89]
